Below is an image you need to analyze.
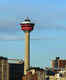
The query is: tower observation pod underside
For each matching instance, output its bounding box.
[20,17,35,32]
[20,17,35,75]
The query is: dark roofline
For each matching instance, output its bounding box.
[0,56,8,60]
[27,67,44,71]
[9,62,24,65]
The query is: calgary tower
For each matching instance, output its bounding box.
[20,17,35,75]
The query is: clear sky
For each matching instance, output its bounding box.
[0,0,66,67]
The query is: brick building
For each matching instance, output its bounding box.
[51,57,66,69]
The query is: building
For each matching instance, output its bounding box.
[51,57,60,69]
[0,56,24,80]
[22,72,38,80]
[22,67,45,80]
[9,59,24,80]
[58,60,66,69]
[0,56,9,80]
[51,57,66,69]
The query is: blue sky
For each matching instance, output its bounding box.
[0,0,66,67]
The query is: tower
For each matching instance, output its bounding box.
[20,17,35,75]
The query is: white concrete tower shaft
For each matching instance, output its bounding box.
[24,31,30,75]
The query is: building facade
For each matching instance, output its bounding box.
[0,56,9,80]
[22,67,45,80]
[51,57,66,69]
[9,60,24,80]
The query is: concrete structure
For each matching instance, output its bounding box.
[20,17,35,75]
[0,56,9,80]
